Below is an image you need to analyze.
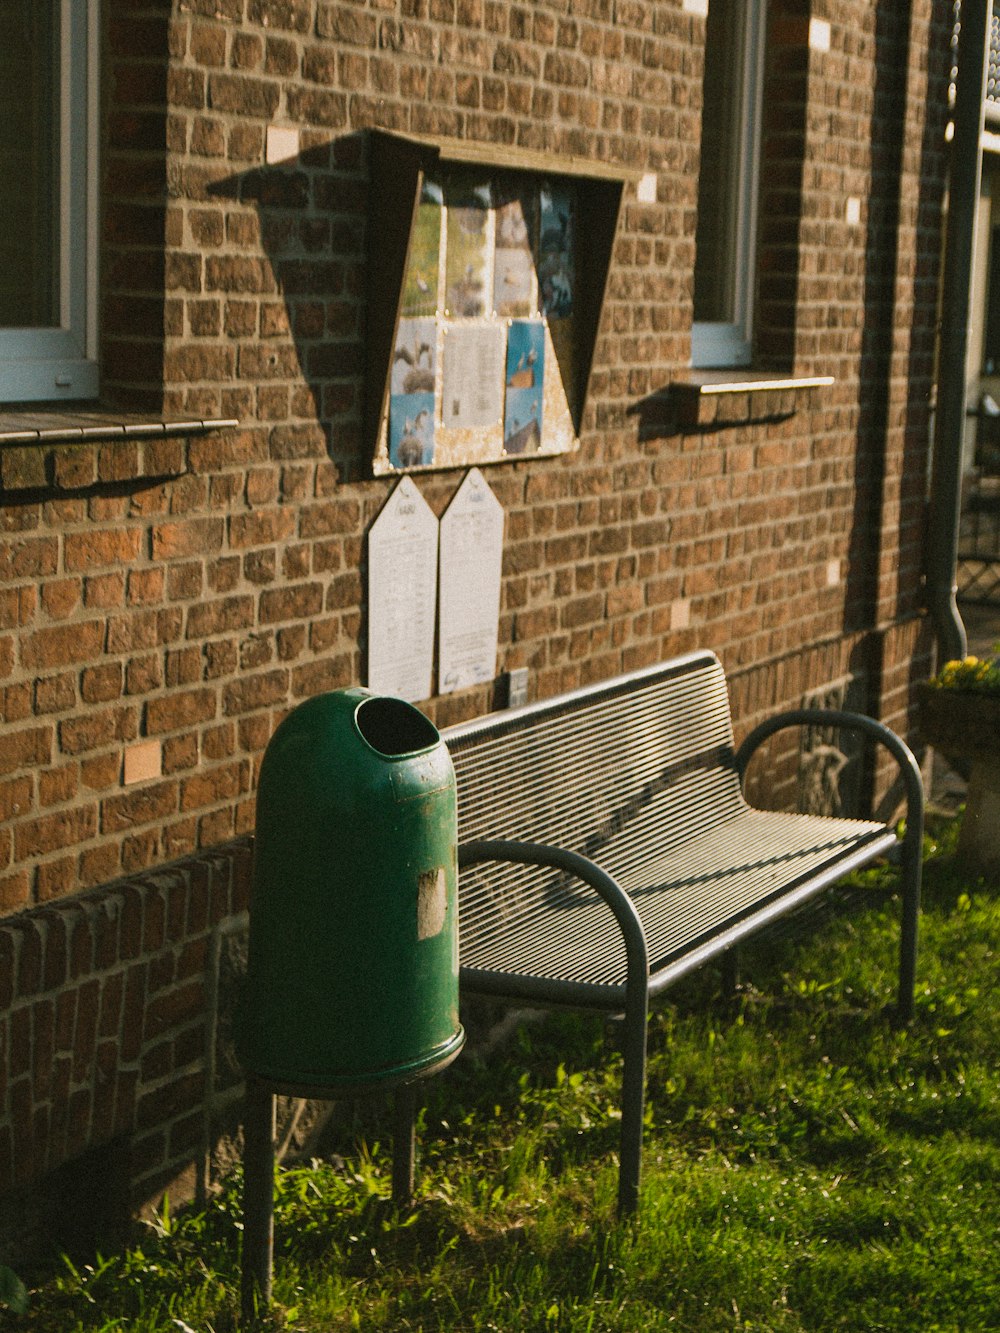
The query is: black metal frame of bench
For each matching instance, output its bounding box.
[444,650,925,1218]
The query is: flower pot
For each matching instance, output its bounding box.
[917,681,1000,879]
[917,681,1000,765]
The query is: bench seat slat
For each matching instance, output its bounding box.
[458,808,892,995]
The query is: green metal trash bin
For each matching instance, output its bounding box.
[239,687,465,1091]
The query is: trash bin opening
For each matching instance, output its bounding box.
[355,696,440,757]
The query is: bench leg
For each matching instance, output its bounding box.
[617,986,649,1219]
[392,1084,417,1208]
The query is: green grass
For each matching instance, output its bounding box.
[6,814,1000,1331]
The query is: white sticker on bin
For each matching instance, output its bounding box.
[417,867,448,940]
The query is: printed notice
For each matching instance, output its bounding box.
[367,477,438,702]
[438,468,505,694]
[503,319,545,456]
[389,316,438,469]
[441,322,505,430]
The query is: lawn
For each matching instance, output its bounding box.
[5,813,999,1331]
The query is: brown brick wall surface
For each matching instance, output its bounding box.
[0,839,251,1256]
[0,0,950,1239]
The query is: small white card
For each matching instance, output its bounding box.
[367,477,438,702]
[438,469,505,694]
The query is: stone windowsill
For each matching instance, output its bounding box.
[0,409,239,491]
[663,371,835,429]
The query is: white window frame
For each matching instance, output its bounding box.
[0,0,99,404]
[691,0,767,369]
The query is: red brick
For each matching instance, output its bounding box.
[165,645,202,686]
[179,761,246,812]
[0,682,32,723]
[35,672,76,714]
[59,706,135,755]
[72,979,100,1081]
[101,782,178,835]
[0,537,58,580]
[100,971,125,1038]
[10,1008,31,1079]
[120,963,148,1061]
[0,725,53,778]
[40,578,83,619]
[42,917,69,991]
[64,529,143,572]
[21,620,105,671]
[151,518,225,560]
[258,582,323,623]
[33,999,55,1099]
[0,871,30,914]
[0,775,32,821]
[15,806,98,860]
[38,764,78,806]
[82,663,125,705]
[143,980,206,1043]
[184,595,254,637]
[222,669,289,715]
[149,951,176,994]
[126,653,164,695]
[80,843,125,891]
[80,752,122,792]
[84,572,127,610]
[145,688,217,734]
[228,507,297,548]
[54,989,76,1051]
[0,586,35,630]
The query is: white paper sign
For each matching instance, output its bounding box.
[441,323,505,429]
[367,477,438,702]
[438,469,505,694]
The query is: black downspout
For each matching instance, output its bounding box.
[927,1,992,665]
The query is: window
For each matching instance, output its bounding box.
[691,0,766,369]
[0,0,99,404]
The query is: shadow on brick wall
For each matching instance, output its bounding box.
[847,1,948,644]
[100,4,175,412]
[208,132,370,480]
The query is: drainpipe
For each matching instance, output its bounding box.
[927,1,992,665]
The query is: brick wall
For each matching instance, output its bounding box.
[0,839,251,1260]
[0,0,949,1248]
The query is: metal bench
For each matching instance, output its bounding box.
[442,649,924,1217]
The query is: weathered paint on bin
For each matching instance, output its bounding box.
[239,687,464,1090]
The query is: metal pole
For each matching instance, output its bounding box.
[392,1084,417,1208]
[928,1,992,663]
[241,1079,275,1326]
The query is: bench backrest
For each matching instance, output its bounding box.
[443,651,747,871]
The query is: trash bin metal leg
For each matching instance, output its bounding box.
[721,946,740,999]
[392,1083,416,1208]
[242,1080,275,1324]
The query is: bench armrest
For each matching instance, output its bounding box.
[733,707,924,838]
[457,838,650,989]
[458,838,651,1215]
[734,707,924,1019]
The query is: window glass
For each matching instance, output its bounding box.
[693,3,746,325]
[0,0,98,404]
[0,2,60,329]
[691,0,764,368]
